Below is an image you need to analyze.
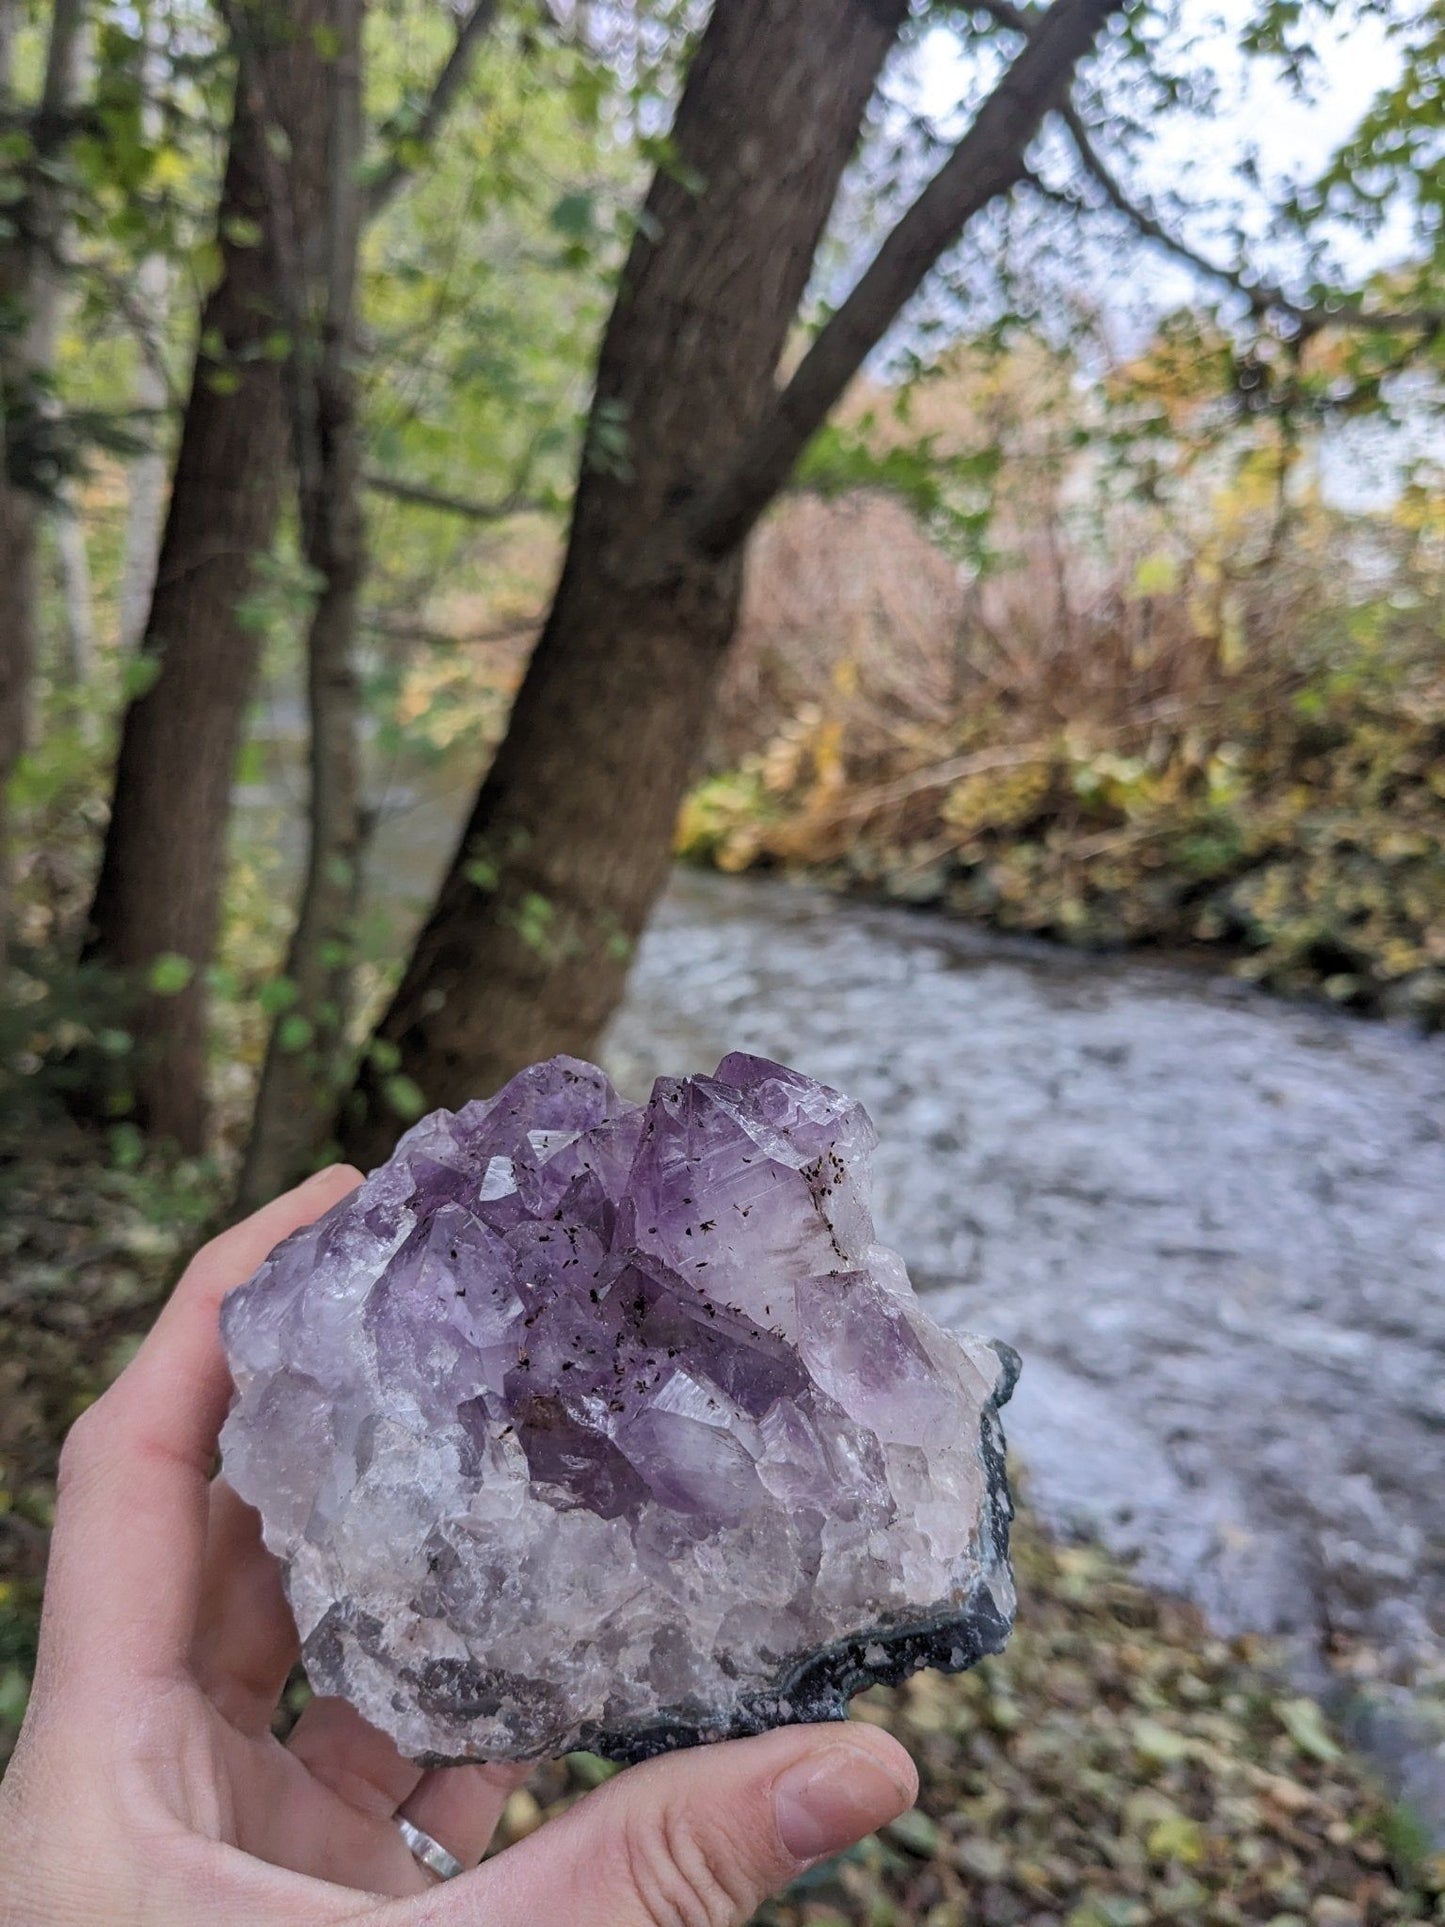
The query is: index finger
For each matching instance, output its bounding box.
[38,1165,363,1695]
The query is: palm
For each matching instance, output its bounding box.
[169,1481,523,1896]
[201,1698,432,1893]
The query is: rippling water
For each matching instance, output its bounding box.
[605,869,1445,1824]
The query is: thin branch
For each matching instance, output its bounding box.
[795,696,1202,833]
[686,0,1124,560]
[1057,98,1445,340]
[364,609,542,647]
[39,0,85,123]
[219,0,324,510]
[363,469,550,520]
[365,0,502,222]
[56,245,180,405]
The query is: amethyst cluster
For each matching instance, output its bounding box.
[220,1054,1017,1763]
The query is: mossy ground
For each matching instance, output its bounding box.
[2,1135,1441,1922]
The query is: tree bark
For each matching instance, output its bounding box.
[235,393,366,1202]
[81,0,334,1151]
[0,0,85,968]
[116,259,171,652]
[117,5,173,653]
[0,436,37,974]
[238,0,368,1208]
[53,486,95,682]
[341,0,1123,1170]
[340,0,912,1165]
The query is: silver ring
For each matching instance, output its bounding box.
[396,1814,466,1882]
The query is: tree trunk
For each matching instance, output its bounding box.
[240,0,504,1196]
[116,273,171,651]
[117,6,173,653]
[235,411,366,1203]
[80,0,334,1152]
[339,0,911,1166]
[53,487,94,682]
[0,0,84,968]
[238,0,367,1208]
[341,0,1121,1169]
[0,449,37,975]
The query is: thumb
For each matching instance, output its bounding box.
[441,1722,917,1927]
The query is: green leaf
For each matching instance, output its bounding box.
[1132,552,1180,596]
[883,1810,940,1857]
[382,1074,427,1121]
[109,1122,145,1172]
[508,890,556,951]
[258,977,300,1016]
[234,740,266,786]
[0,1666,30,1731]
[367,1038,402,1073]
[121,653,162,701]
[565,1751,619,1789]
[277,1013,314,1052]
[1131,1718,1190,1766]
[1277,1697,1342,1763]
[146,953,194,995]
[548,190,595,242]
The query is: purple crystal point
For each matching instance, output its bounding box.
[220,1053,1017,1763]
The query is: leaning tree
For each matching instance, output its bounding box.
[340,0,1444,1166]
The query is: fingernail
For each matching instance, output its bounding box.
[773,1743,916,1863]
[304,1162,358,1187]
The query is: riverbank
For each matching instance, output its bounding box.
[682,528,1445,1032]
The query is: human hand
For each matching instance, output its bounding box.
[0,1166,917,1926]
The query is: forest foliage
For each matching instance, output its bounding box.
[2,0,1443,1176]
[682,376,1445,1024]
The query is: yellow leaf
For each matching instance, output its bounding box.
[1146,1813,1206,1864]
[150,144,188,190]
[1133,551,1180,596]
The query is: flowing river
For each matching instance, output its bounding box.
[598,869,1445,1824]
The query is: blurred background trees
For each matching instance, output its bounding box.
[0,0,1440,1189]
